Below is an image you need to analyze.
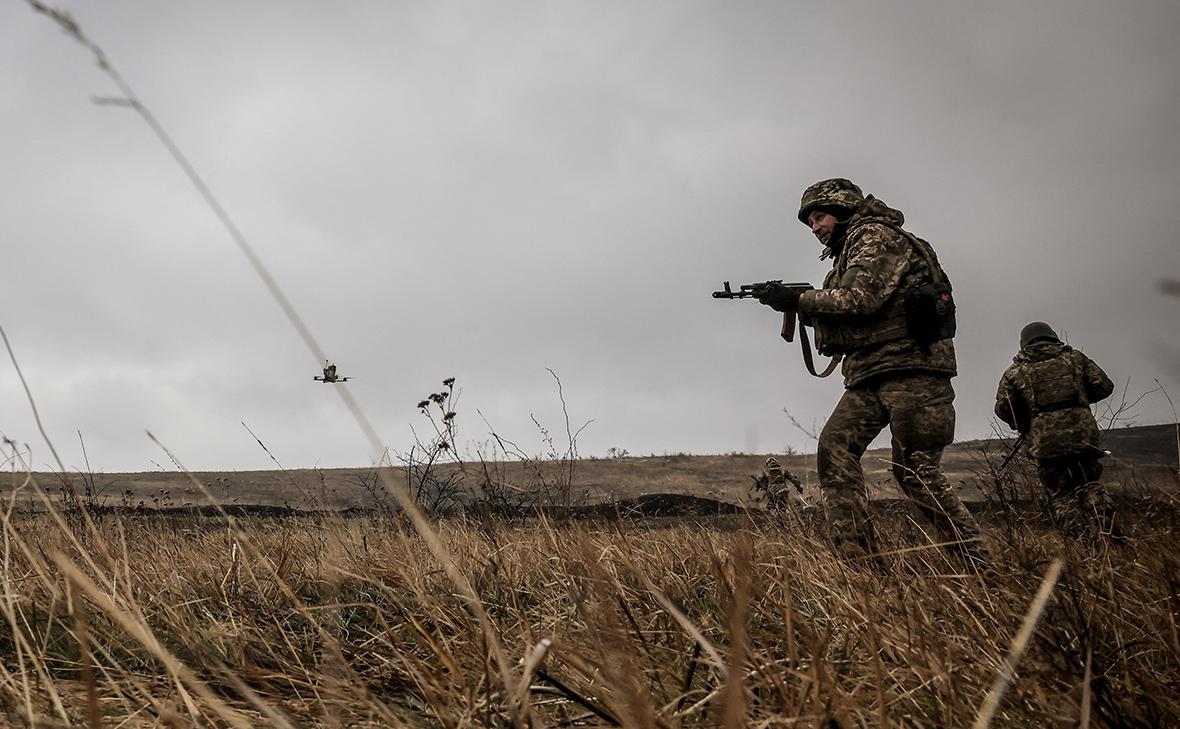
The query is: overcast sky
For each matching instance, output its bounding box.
[1,1,1177,473]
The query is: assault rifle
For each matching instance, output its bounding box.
[712,280,811,341]
[998,434,1026,470]
[712,280,840,377]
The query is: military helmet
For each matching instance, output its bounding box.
[1019,321,1060,348]
[798,178,865,224]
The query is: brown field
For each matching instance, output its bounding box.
[2,490,1179,726]
[8,424,1175,511]
[0,424,1177,727]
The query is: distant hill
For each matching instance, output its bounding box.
[1098,423,1178,467]
[955,422,1177,466]
[4,423,1176,510]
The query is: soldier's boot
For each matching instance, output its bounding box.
[949,537,991,573]
[937,512,991,570]
[1079,482,1129,546]
[894,457,990,569]
[1047,490,1091,541]
[928,521,990,572]
[825,493,886,570]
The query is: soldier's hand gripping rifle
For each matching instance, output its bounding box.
[712,280,810,341]
[712,280,841,378]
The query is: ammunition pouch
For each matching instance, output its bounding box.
[905,281,957,346]
[812,310,908,356]
[812,320,843,356]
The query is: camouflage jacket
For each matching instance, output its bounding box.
[994,340,1114,460]
[797,196,957,388]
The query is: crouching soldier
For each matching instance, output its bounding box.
[749,457,804,512]
[995,322,1123,540]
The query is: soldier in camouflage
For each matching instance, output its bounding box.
[758,178,986,565]
[994,322,1122,539]
[750,456,804,512]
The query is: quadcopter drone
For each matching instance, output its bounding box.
[313,360,351,384]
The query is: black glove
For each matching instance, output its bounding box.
[754,282,811,313]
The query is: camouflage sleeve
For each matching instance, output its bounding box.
[993,370,1022,431]
[1076,352,1115,404]
[797,223,911,317]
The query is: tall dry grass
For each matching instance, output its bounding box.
[2,491,1178,727]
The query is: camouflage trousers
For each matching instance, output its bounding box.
[1037,455,1122,540]
[816,373,983,557]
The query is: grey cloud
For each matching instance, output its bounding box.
[1,0,1176,471]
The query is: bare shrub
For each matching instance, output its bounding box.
[396,373,592,520]
[399,377,468,516]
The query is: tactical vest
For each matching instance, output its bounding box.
[813,231,954,356]
[1017,353,1089,417]
[1013,349,1103,459]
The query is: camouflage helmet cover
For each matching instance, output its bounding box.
[798,178,865,224]
[1019,321,1060,348]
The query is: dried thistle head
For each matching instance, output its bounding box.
[416,400,430,410]
[429,392,447,405]
[442,411,456,422]
[442,377,455,387]
[437,440,450,451]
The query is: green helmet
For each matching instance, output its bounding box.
[1019,321,1060,348]
[798,178,865,224]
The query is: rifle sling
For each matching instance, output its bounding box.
[774,311,840,377]
[801,324,841,378]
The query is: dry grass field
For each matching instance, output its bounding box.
[2,494,1179,727]
[0,425,1177,727]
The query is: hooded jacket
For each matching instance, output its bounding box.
[994,340,1114,459]
[797,196,957,388]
